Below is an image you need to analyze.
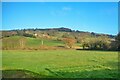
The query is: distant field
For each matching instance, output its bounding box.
[2,50,118,78]
[2,36,82,50]
[26,37,64,47]
[2,36,64,47]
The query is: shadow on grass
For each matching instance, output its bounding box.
[45,61,119,78]
[54,69,118,78]
[2,69,53,78]
[2,61,119,79]
[2,68,119,79]
[105,61,119,68]
[76,49,118,52]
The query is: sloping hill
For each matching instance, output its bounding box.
[2,36,65,49]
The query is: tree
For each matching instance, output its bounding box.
[47,30,58,36]
[116,33,120,50]
[19,37,27,49]
[62,33,74,39]
[63,38,76,48]
[23,33,35,38]
[80,36,111,50]
[80,38,89,49]
[97,36,111,50]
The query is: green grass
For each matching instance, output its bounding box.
[2,36,65,47]
[26,37,64,47]
[2,36,81,49]
[2,50,118,78]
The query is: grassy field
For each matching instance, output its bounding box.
[2,36,65,49]
[26,37,64,47]
[2,36,82,49]
[2,50,118,78]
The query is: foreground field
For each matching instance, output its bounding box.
[2,50,118,78]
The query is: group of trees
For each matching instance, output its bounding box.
[2,37,27,50]
[17,30,36,38]
[2,35,119,51]
[80,36,111,50]
[63,35,119,51]
[116,33,120,51]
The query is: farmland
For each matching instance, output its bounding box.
[2,50,118,78]
[2,2,119,79]
[1,34,119,78]
[2,36,82,50]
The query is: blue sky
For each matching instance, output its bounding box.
[2,2,118,35]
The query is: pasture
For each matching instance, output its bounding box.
[2,36,65,49]
[2,50,118,78]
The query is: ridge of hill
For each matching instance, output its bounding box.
[1,27,116,39]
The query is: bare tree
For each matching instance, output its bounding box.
[63,38,76,48]
[19,37,26,49]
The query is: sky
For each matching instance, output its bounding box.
[2,2,118,35]
[1,0,120,2]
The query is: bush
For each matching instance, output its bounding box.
[63,38,76,48]
[80,36,111,50]
[23,33,36,38]
[2,37,27,50]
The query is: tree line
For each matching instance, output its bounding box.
[1,28,119,51]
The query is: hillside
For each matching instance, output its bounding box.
[1,27,116,39]
[2,36,66,49]
[1,27,118,51]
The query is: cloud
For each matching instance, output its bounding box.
[62,7,72,11]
